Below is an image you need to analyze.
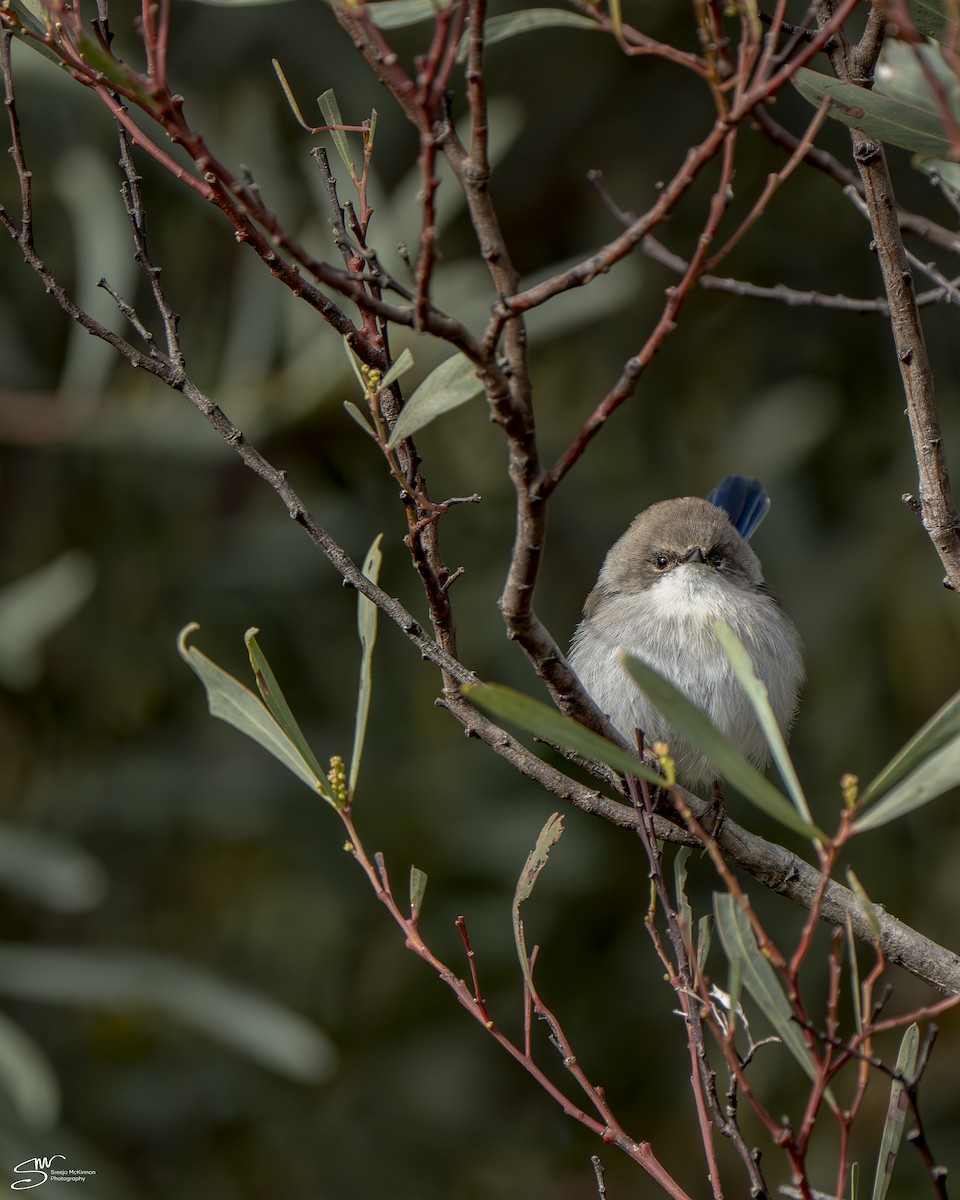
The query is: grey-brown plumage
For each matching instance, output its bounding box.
[568,494,804,786]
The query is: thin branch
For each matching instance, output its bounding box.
[703,97,832,271]
[642,230,958,312]
[752,104,960,257]
[6,2,960,1009]
[819,0,960,592]
[501,0,860,321]
[543,125,740,493]
[339,808,694,1197]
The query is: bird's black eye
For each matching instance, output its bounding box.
[654,554,669,570]
[706,547,724,566]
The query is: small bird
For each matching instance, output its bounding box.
[568,476,804,787]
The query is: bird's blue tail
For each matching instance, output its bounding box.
[706,475,770,541]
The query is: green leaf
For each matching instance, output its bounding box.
[714,895,836,1108]
[178,624,332,800]
[793,59,957,157]
[342,337,367,389]
[860,685,960,805]
[513,813,564,986]
[344,400,376,437]
[845,914,863,1034]
[870,1023,919,1200]
[0,1010,59,1129]
[245,627,327,783]
[455,9,597,61]
[908,0,955,39]
[349,534,383,796]
[4,7,62,67]
[851,725,960,832]
[380,346,414,389]
[0,945,336,1083]
[409,866,428,921]
[463,682,664,788]
[913,153,960,193]
[367,0,452,27]
[876,38,960,115]
[386,353,485,448]
[846,867,882,940]
[713,621,814,829]
[317,88,355,177]
[696,914,713,978]
[674,846,694,945]
[10,0,51,31]
[622,654,822,839]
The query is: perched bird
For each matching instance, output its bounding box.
[568,476,804,787]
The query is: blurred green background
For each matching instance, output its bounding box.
[1,1,960,1196]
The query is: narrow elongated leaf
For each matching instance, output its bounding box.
[513,813,564,986]
[409,866,428,921]
[0,1010,59,1128]
[342,338,367,389]
[455,9,596,61]
[0,945,335,1083]
[386,353,484,448]
[463,683,664,788]
[870,1023,919,1200]
[846,868,881,940]
[696,915,713,978]
[380,347,414,390]
[317,88,354,176]
[622,654,821,838]
[845,914,863,1034]
[10,0,51,30]
[349,534,383,796]
[245,627,327,783]
[860,685,960,804]
[674,846,693,943]
[344,400,376,437]
[178,624,331,798]
[714,895,834,1105]
[4,8,61,65]
[713,622,813,828]
[793,63,955,157]
[367,0,452,27]
[852,729,960,832]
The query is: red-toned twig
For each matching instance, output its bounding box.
[627,775,760,1198]
[703,97,832,271]
[338,806,694,1198]
[566,0,712,76]
[455,915,490,1024]
[752,103,960,256]
[542,124,740,493]
[6,0,960,1010]
[502,0,859,322]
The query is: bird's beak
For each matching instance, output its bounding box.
[681,546,706,564]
